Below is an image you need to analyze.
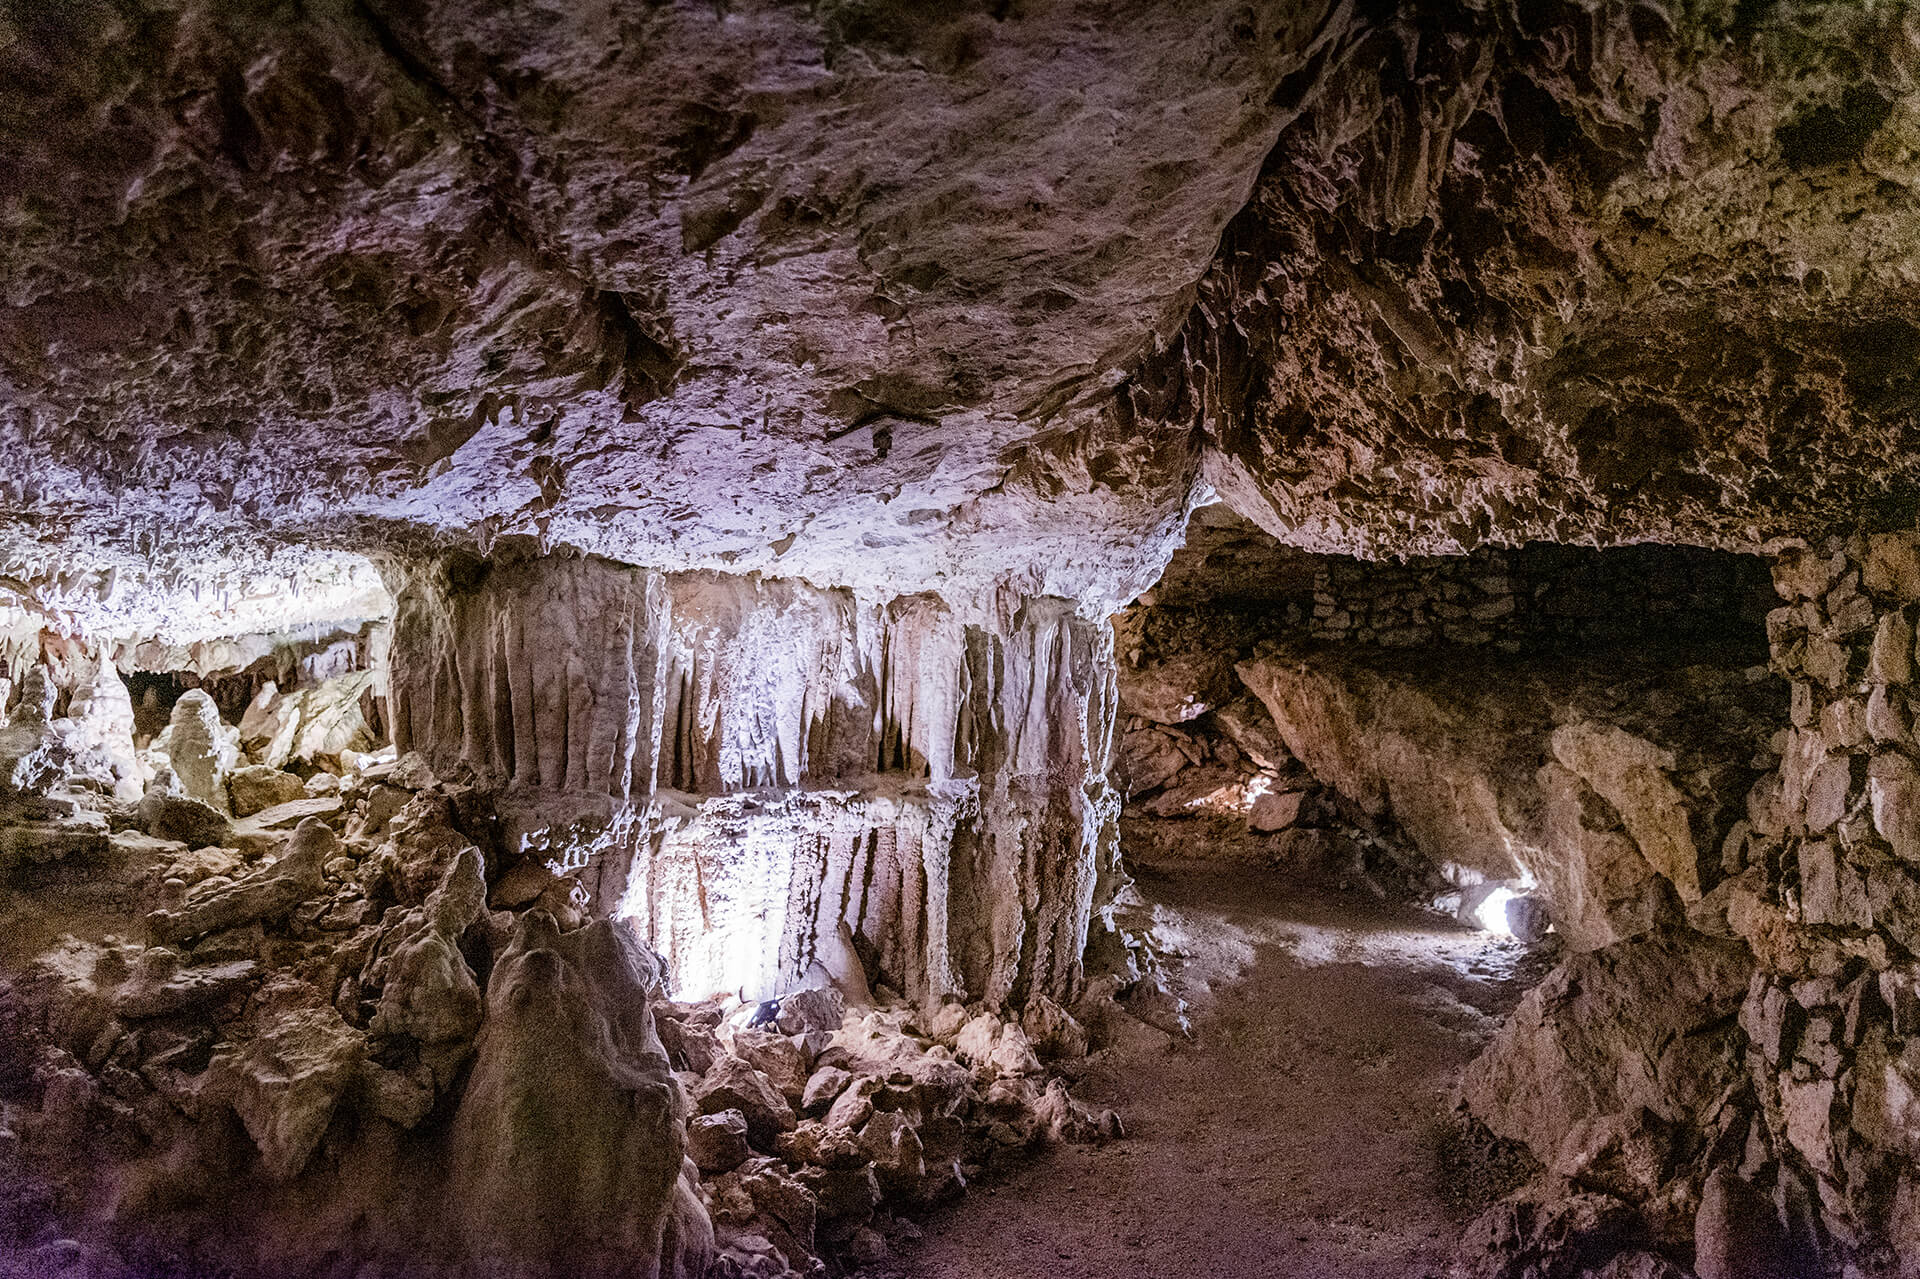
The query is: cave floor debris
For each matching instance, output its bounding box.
[889,860,1549,1279]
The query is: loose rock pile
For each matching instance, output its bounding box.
[667,991,1119,1277]
[0,673,1125,1279]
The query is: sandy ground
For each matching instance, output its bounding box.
[879,859,1547,1279]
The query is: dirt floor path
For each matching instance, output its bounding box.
[884,860,1544,1279]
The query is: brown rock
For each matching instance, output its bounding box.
[1870,752,1920,862]
[687,1109,752,1175]
[800,1066,854,1116]
[147,818,332,943]
[226,765,308,819]
[1867,534,1920,602]
[449,913,700,1278]
[1695,1167,1793,1279]
[1460,928,1753,1170]
[1247,788,1306,832]
[695,1056,796,1149]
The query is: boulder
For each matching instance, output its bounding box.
[695,1055,797,1149]
[800,1066,854,1116]
[954,1014,1042,1079]
[795,1163,881,1227]
[1247,788,1306,832]
[1114,727,1191,796]
[774,987,845,1038]
[1116,648,1235,724]
[730,1029,809,1102]
[859,1109,928,1196]
[1021,996,1090,1061]
[212,980,365,1181]
[1452,1184,1640,1279]
[1460,928,1754,1178]
[1212,693,1291,771]
[357,1063,435,1130]
[688,1109,752,1175]
[489,858,557,910]
[226,765,308,818]
[136,788,230,850]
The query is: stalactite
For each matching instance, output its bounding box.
[388,553,1119,1009]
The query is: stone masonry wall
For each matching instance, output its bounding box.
[1308,543,1773,652]
[1714,529,1920,1270]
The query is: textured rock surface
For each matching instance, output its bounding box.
[1460,927,1754,1178]
[7,3,1920,1276]
[1151,4,1920,560]
[1235,642,1780,948]
[0,0,1324,611]
[449,912,697,1279]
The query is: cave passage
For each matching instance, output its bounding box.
[6,4,1920,1274]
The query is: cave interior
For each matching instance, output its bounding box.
[4,2,1920,1278]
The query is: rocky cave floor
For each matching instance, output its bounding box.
[873,858,1553,1279]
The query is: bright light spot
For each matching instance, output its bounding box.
[1245,773,1275,802]
[1473,886,1518,937]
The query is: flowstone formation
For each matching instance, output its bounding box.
[386,551,1127,1011]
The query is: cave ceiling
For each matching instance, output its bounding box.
[2,0,1918,629]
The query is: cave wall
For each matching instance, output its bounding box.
[387,552,1119,1009]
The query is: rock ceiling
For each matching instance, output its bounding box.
[2,0,1918,626]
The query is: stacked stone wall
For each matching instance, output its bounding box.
[1707,529,1920,1269]
[1306,543,1773,652]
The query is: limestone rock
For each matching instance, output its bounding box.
[688,1109,753,1176]
[226,766,308,819]
[774,987,845,1039]
[1248,788,1306,833]
[1020,996,1090,1061]
[953,1014,1042,1080]
[1452,1185,1640,1279]
[1115,727,1192,797]
[730,1029,809,1103]
[369,925,481,1045]
[0,668,65,796]
[147,818,332,943]
[800,1066,853,1116]
[1460,928,1754,1174]
[1116,649,1234,724]
[1549,724,1700,903]
[1867,535,1920,602]
[357,1063,434,1131]
[0,813,110,880]
[1694,1167,1792,1279]
[166,690,233,815]
[135,788,230,851]
[449,912,700,1279]
[695,1055,797,1150]
[213,980,366,1182]
[1871,752,1920,862]
[111,953,259,1019]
